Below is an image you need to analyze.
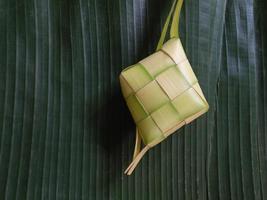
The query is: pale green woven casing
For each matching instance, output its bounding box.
[120,38,209,147]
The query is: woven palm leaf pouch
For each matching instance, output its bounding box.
[120,0,209,175]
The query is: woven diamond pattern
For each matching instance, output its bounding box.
[120,38,209,145]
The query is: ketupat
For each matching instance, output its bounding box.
[120,0,209,175]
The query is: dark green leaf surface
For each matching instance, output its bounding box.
[0,0,266,199]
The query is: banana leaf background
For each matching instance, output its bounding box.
[0,0,267,199]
